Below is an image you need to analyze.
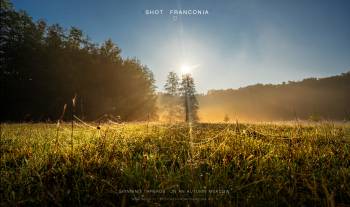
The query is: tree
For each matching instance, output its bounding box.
[164,72,179,96]
[180,74,199,123]
[100,38,121,63]
[163,72,182,122]
[67,27,83,49]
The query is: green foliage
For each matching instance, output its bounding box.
[1,122,349,206]
[0,2,157,122]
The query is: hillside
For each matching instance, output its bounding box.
[197,72,350,122]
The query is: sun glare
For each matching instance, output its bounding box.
[180,64,191,75]
[180,64,200,75]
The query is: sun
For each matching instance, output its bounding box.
[180,64,192,75]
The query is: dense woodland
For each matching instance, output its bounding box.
[1,0,157,121]
[197,72,350,122]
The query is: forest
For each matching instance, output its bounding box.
[197,72,350,122]
[1,0,157,122]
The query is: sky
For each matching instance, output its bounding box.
[12,0,350,93]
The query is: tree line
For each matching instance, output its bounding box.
[198,72,350,122]
[1,0,157,122]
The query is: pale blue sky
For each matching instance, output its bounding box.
[12,0,350,93]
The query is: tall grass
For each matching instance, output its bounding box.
[0,122,349,206]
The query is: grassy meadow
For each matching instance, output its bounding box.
[1,122,350,206]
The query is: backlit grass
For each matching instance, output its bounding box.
[1,122,349,206]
